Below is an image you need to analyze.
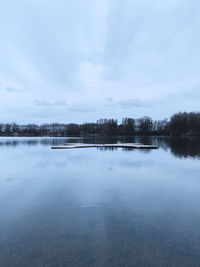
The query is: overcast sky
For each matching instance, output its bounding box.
[0,0,200,124]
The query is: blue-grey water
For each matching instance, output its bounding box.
[0,136,200,267]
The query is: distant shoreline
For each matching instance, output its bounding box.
[0,134,199,138]
[1,112,200,137]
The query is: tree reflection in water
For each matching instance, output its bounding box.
[0,136,200,159]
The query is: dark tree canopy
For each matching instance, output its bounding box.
[0,111,200,136]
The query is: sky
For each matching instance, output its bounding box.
[0,0,200,124]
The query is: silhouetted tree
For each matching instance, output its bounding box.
[81,123,97,135]
[97,119,118,136]
[0,124,3,134]
[169,112,200,135]
[153,119,168,135]
[120,118,135,135]
[0,111,199,136]
[67,124,80,135]
[137,116,153,135]
[5,124,11,135]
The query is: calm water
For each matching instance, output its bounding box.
[0,136,200,267]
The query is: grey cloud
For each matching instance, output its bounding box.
[34,100,67,107]
[118,99,145,108]
[156,83,200,105]
[106,98,152,109]
[68,105,96,113]
[106,97,113,102]
[34,100,96,114]
[5,86,25,93]
[181,85,200,99]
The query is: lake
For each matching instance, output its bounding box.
[0,136,200,267]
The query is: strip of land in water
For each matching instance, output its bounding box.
[51,143,158,149]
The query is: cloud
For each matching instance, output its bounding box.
[68,105,96,113]
[105,98,152,109]
[4,86,25,93]
[117,99,150,108]
[34,100,67,107]
[34,99,95,113]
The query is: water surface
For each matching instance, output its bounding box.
[0,136,200,266]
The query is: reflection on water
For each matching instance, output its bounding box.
[0,137,200,266]
[0,136,200,158]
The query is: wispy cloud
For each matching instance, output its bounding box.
[4,86,25,93]
[117,99,151,108]
[68,105,96,113]
[34,100,67,107]
[105,98,152,109]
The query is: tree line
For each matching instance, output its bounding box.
[0,112,200,137]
